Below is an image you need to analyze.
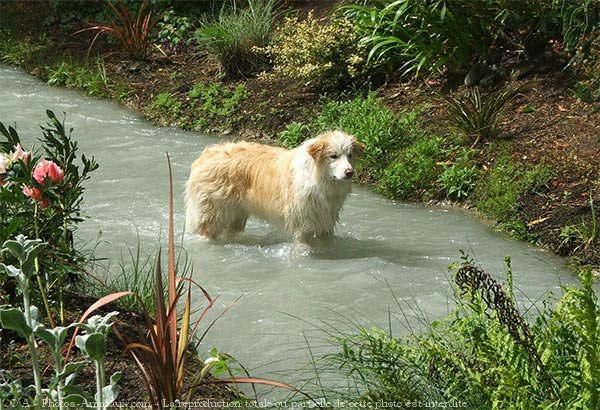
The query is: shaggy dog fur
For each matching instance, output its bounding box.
[185,131,364,243]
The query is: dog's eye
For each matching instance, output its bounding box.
[330,154,339,159]
[348,154,353,159]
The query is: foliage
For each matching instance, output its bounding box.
[195,0,280,77]
[0,33,51,66]
[264,12,363,88]
[474,147,553,224]
[309,260,600,409]
[0,111,98,313]
[438,163,479,201]
[46,60,112,98]
[76,0,163,61]
[0,235,124,410]
[188,80,248,131]
[148,92,183,125]
[279,122,310,148]
[441,85,525,146]
[155,8,196,49]
[379,136,446,200]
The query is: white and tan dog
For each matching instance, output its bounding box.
[185,131,364,244]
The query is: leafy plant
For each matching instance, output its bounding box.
[264,12,362,88]
[195,0,280,76]
[474,147,553,224]
[76,0,163,61]
[0,235,127,410]
[279,122,310,148]
[441,85,525,146]
[0,111,98,320]
[156,8,196,49]
[343,0,560,78]
[305,259,600,408]
[148,92,183,125]
[188,80,248,131]
[438,164,479,200]
[380,136,445,200]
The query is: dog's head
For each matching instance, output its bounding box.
[307,131,365,181]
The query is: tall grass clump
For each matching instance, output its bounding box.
[195,0,280,76]
[295,259,600,409]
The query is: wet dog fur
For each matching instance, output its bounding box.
[184,131,364,244]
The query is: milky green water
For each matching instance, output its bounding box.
[0,65,578,383]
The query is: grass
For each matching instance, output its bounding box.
[46,59,113,98]
[195,0,280,76]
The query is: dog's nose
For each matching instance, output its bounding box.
[344,168,354,178]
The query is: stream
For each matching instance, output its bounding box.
[0,65,578,388]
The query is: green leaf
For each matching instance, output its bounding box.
[0,308,33,338]
[76,333,106,361]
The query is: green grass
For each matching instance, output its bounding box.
[195,0,280,76]
[0,32,51,66]
[46,60,112,98]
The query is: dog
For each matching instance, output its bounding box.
[184,130,364,244]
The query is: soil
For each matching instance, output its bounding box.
[0,0,599,405]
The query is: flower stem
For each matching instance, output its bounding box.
[33,203,56,328]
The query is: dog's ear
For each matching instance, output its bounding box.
[352,140,366,157]
[307,140,326,162]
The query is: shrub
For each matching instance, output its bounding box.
[343,0,600,78]
[265,12,362,88]
[195,0,280,77]
[0,111,98,312]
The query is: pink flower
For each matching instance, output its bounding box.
[23,185,50,208]
[33,160,64,185]
[10,144,31,164]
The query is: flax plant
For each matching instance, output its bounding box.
[77,0,163,61]
[125,155,298,409]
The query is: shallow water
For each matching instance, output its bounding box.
[0,65,579,384]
